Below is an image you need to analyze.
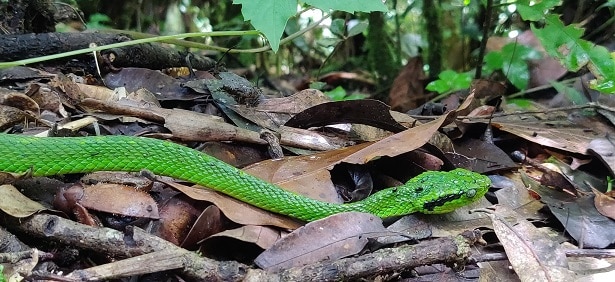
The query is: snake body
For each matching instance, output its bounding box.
[0,134,490,221]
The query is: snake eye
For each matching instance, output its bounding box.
[465,189,477,198]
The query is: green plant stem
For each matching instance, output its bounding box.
[0,14,331,69]
[428,91,453,103]
[106,14,330,54]
[0,30,260,68]
[507,77,578,99]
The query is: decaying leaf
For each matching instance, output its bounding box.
[254,212,395,271]
[0,185,47,217]
[486,206,576,281]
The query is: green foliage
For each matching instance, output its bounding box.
[303,0,388,13]
[426,70,472,94]
[515,0,561,21]
[232,0,296,53]
[507,98,533,109]
[309,81,327,90]
[517,1,615,94]
[599,0,615,9]
[315,18,368,47]
[484,43,541,90]
[86,13,111,29]
[324,86,369,101]
[550,81,588,105]
[0,264,5,282]
[232,0,387,52]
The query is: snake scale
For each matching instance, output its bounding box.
[0,134,490,221]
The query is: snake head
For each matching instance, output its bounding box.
[418,168,491,214]
[362,168,491,218]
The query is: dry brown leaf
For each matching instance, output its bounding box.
[231,88,330,130]
[523,170,615,248]
[488,206,576,281]
[76,83,116,101]
[203,225,281,249]
[492,115,603,155]
[0,90,40,113]
[78,183,159,219]
[243,142,372,204]
[165,181,302,230]
[343,112,451,164]
[254,212,391,271]
[156,194,203,245]
[593,188,615,220]
[103,67,207,101]
[180,205,224,249]
[284,99,407,133]
[0,185,47,217]
[587,137,615,175]
[0,104,29,131]
[388,57,427,112]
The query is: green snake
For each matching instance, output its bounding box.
[0,134,490,222]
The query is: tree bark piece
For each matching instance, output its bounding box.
[0,32,216,71]
[5,213,482,281]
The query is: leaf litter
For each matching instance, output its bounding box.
[1,55,615,281]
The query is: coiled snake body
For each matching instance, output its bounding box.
[0,134,490,221]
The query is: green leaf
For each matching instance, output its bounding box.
[551,81,588,105]
[516,0,562,21]
[507,98,533,109]
[347,21,368,37]
[87,13,111,29]
[317,37,342,47]
[484,51,503,72]
[516,5,545,21]
[426,70,472,94]
[504,60,530,90]
[586,45,615,84]
[598,0,615,9]
[344,92,370,100]
[532,15,615,93]
[309,81,327,90]
[501,43,541,61]
[438,69,458,81]
[233,0,296,52]
[325,86,347,101]
[532,15,586,70]
[499,43,540,90]
[303,0,388,13]
[426,80,450,93]
[450,72,473,90]
[590,78,615,93]
[329,19,346,37]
